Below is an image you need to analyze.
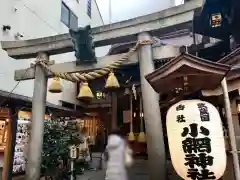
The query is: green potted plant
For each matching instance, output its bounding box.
[41,120,82,180]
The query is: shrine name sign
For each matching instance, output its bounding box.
[166,100,226,180]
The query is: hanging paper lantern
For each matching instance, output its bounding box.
[166,100,226,180]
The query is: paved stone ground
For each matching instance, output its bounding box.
[12,154,181,180]
[77,153,182,180]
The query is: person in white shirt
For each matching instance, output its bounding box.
[105,128,133,180]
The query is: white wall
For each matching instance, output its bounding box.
[0,0,109,105]
[96,0,176,24]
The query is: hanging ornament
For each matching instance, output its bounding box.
[183,76,188,92]
[138,94,146,143]
[124,87,130,95]
[48,77,63,93]
[128,92,135,141]
[77,82,94,101]
[132,84,137,100]
[105,72,120,90]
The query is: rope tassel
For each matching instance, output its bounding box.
[138,94,146,143]
[48,77,63,93]
[128,92,135,141]
[105,72,120,90]
[77,82,94,101]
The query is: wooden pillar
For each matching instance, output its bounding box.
[111,92,117,130]
[230,98,240,147]
[25,52,48,180]
[6,108,17,180]
[138,32,166,180]
[2,108,11,180]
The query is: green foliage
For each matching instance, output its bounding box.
[41,120,82,178]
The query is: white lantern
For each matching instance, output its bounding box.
[166,100,226,180]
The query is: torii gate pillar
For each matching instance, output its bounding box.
[138,32,166,180]
[25,52,48,180]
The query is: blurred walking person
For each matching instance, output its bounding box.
[105,128,133,180]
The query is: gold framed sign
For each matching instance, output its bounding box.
[210,13,222,28]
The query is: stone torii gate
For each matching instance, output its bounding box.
[1,1,202,180]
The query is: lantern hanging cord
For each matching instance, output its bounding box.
[36,40,153,82]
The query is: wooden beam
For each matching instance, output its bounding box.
[111,92,117,130]
[1,0,202,59]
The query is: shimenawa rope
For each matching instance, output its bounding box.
[37,40,152,82]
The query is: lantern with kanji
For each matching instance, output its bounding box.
[166,100,226,180]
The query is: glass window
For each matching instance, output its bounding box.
[70,12,78,29]
[61,2,70,27]
[61,2,78,29]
